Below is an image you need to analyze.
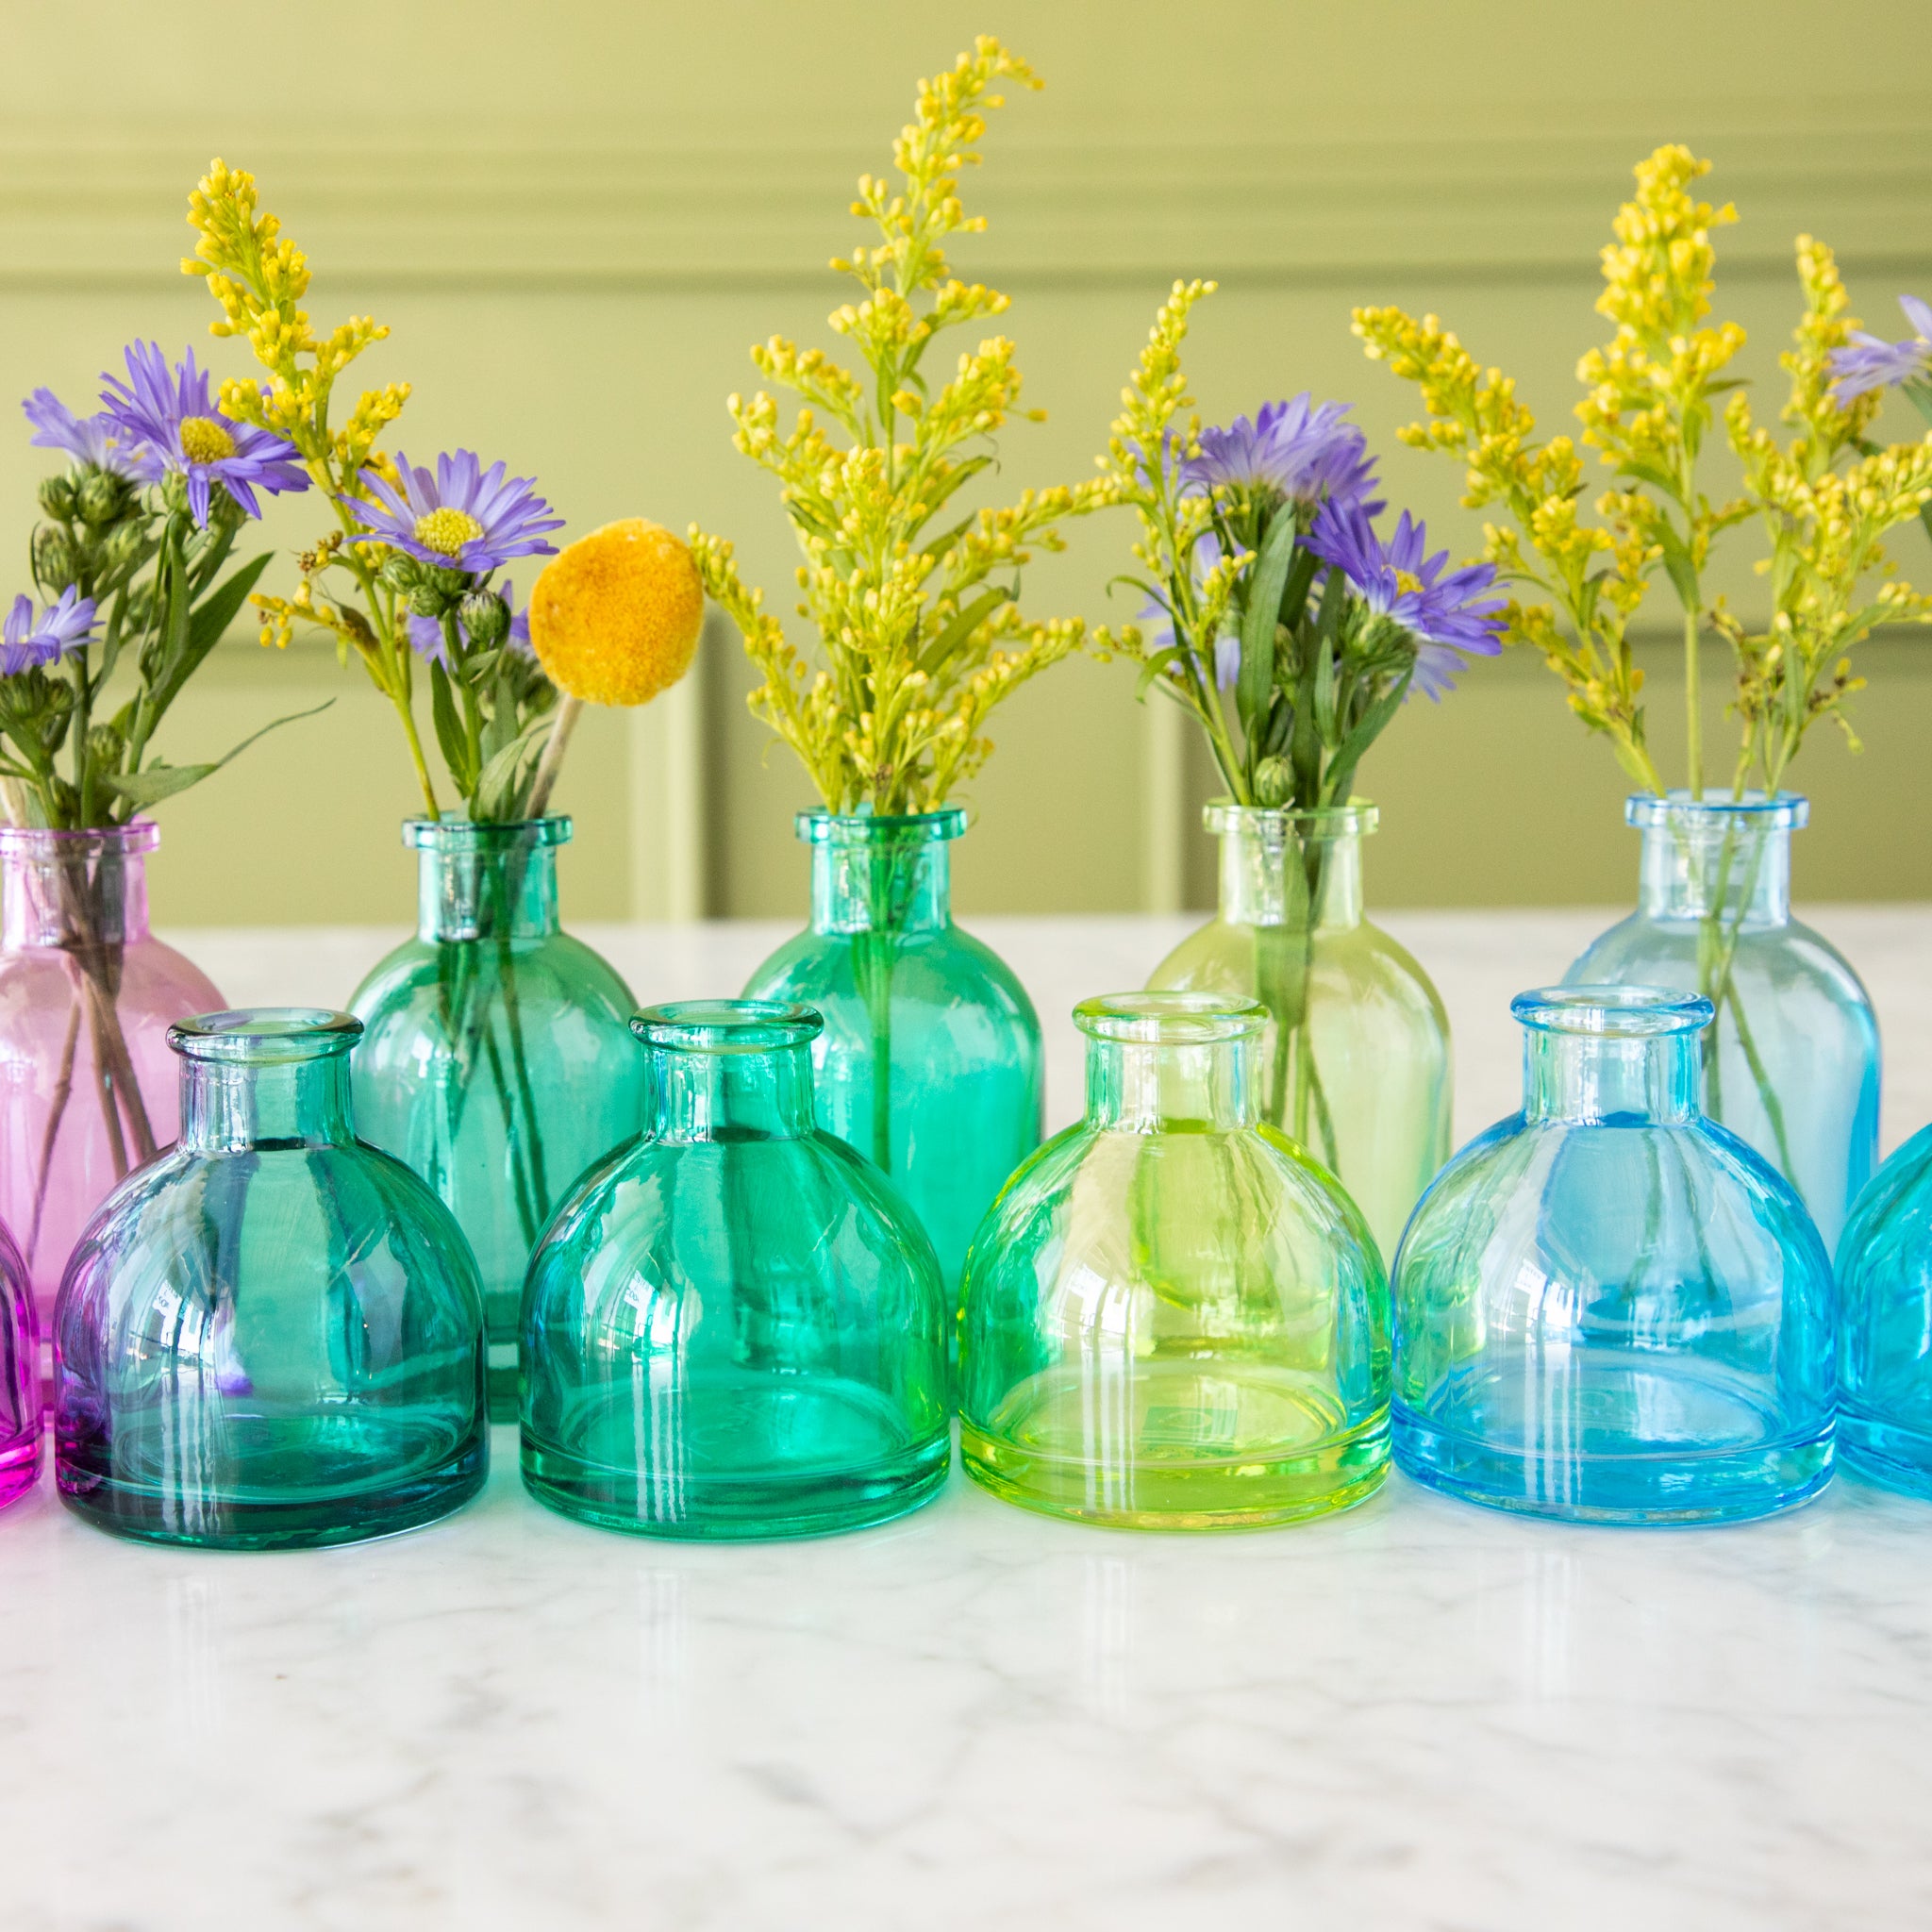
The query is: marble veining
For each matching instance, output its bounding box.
[2,909,1926,1931]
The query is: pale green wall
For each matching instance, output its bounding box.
[3,0,1929,924]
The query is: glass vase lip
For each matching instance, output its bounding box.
[168,1007,363,1064]
[1511,984,1714,1040]
[403,815,573,851]
[0,820,160,858]
[1624,789,1808,832]
[794,807,970,846]
[1203,797,1378,840]
[1075,990,1267,1045]
[632,998,824,1056]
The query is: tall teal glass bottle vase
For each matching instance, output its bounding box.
[350,818,642,1416]
[521,1001,950,1540]
[1565,792,1878,1252]
[741,810,1042,1295]
[1392,987,1836,1524]
[1838,1124,1932,1496]
[55,1010,488,1550]
[959,992,1390,1530]
[1147,801,1449,1261]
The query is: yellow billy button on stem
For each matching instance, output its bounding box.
[524,518,706,815]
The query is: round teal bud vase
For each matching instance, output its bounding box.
[520,1000,951,1540]
[1392,986,1836,1524]
[54,1009,489,1550]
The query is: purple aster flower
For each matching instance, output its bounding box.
[99,342,308,528]
[1181,395,1380,507]
[2,587,97,675]
[350,451,563,575]
[1138,533,1241,688]
[1829,294,1932,402]
[1307,498,1506,699]
[23,388,139,476]
[407,580,534,667]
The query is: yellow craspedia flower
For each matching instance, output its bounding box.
[527,519,704,706]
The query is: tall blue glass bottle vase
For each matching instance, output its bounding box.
[521,1001,951,1540]
[1565,792,1878,1253]
[55,1010,488,1550]
[1839,1124,1932,1496]
[741,810,1042,1296]
[350,818,642,1417]
[1392,987,1836,1524]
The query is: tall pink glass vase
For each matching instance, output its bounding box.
[0,824,223,1328]
[0,1215,37,1507]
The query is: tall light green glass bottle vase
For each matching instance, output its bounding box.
[521,1000,951,1539]
[741,809,1042,1295]
[959,992,1391,1530]
[350,817,642,1416]
[1147,801,1450,1261]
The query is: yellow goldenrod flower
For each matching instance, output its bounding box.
[528,519,704,707]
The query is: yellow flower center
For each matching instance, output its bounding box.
[413,507,486,557]
[179,415,237,465]
[1394,569,1425,596]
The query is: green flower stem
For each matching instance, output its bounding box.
[1683,603,1704,803]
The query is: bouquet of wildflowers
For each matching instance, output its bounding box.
[3,346,312,1205]
[1096,281,1505,1155]
[1355,144,1932,1155]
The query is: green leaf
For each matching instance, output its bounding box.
[1133,643,1191,697]
[1312,635,1340,745]
[1654,518,1701,610]
[100,698,333,808]
[1236,510,1299,738]
[142,551,275,723]
[428,661,476,796]
[919,585,1010,679]
[1328,667,1412,782]
[473,715,553,821]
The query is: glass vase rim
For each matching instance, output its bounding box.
[0,819,159,858]
[1074,990,1267,1046]
[1202,796,1379,840]
[632,998,824,1056]
[794,807,970,846]
[169,1007,363,1064]
[403,814,573,851]
[1512,984,1714,1040]
[1624,789,1808,831]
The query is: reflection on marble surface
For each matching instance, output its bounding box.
[2,910,1925,1930]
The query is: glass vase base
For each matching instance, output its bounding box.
[0,1432,40,1512]
[56,1415,489,1550]
[961,1369,1391,1530]
[1393,1406,1833,1524]
[1838,1415,1932,1500]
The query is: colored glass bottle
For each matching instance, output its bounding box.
[55,1009,488,1550]
[1147,801,1450,1261]
[959,991,1391,1530]
[0,1217,39,1511]
[741,809,1042,1300]
[0,824,222,1330]
[1838,1123,1932,1496]
[1565,792,1878,1253]
[350,817,641,1416]
[522,1000,950,1540]
[1392,986,1836,1524]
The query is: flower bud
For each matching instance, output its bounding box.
[408,585,449,619]
[38,475,77,521]
[1254,757,1293,808]
[99,521,147,577]
[75,471,134,526]
[429,565,471,599]
[31,526,76,591]
[458,590,509,650]
[381,552,423,592]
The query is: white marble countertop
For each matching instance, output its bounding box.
[7,908,1931,1932]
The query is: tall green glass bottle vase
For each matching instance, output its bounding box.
[54,1009,488,1550]
[1147,802,1449,1263]
[350,817,642,1416]
[521,1000,951,1540]
[741,809,1042,1296]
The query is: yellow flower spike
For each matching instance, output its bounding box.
[528,519,705,708]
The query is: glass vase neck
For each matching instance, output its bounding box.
[636,1001,821,1143]
[799,809,964,938]
[1629,791,1803,927]
[0,823,158,950]
[172,1009,359,1152]
[1077,992,1263,1132]
[1206,801,1374,932]
[1515,987,1710,1127]
[408,817,567,943]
